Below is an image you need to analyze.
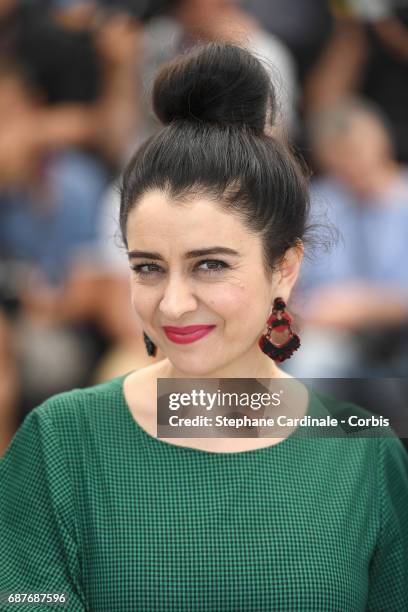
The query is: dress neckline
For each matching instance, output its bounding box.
[114,373,318,457]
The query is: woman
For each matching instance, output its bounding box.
[1,43,407,611]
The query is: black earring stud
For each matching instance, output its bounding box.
[143,332,157,357]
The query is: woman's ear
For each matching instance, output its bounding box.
[274,242,304,302]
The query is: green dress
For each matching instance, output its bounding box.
[1,375,407,611]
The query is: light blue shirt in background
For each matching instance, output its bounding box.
[296,169,408,307]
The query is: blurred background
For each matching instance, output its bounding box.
[1,0,407,455]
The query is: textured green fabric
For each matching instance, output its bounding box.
[1,375,407,611]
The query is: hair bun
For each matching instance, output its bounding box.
[152,42,275,133]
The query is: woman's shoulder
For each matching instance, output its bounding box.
[13,375,128,455]
[307,389,408,507]
[1,375,129,466]
[309,387,408,463]
[34,374,126,420]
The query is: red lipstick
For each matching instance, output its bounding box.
[163,325,216,344]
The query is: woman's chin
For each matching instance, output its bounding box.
[167,354,219,377]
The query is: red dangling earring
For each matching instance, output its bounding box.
[258,297,301,362]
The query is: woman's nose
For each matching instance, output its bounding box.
[158,274,198,320]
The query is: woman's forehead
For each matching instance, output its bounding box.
[126,189,254,248]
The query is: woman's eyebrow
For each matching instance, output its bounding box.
[127,247,241,260]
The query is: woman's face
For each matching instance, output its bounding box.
[126,189,299,376]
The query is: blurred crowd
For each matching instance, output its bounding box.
[1,0,408,454]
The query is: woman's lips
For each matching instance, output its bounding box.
[162,325,216,344]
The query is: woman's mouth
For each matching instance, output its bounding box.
[162,325,216,344]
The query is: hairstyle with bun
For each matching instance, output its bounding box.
[152,43,276,132]
[120,42,318,280]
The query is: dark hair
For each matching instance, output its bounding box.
[120,42,321,280]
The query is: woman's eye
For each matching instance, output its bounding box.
[130,259,229,277]
[130,263,162,276]
[197,260,229,273]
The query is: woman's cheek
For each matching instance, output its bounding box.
[210,282,249,315]
[130,286,153,323]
